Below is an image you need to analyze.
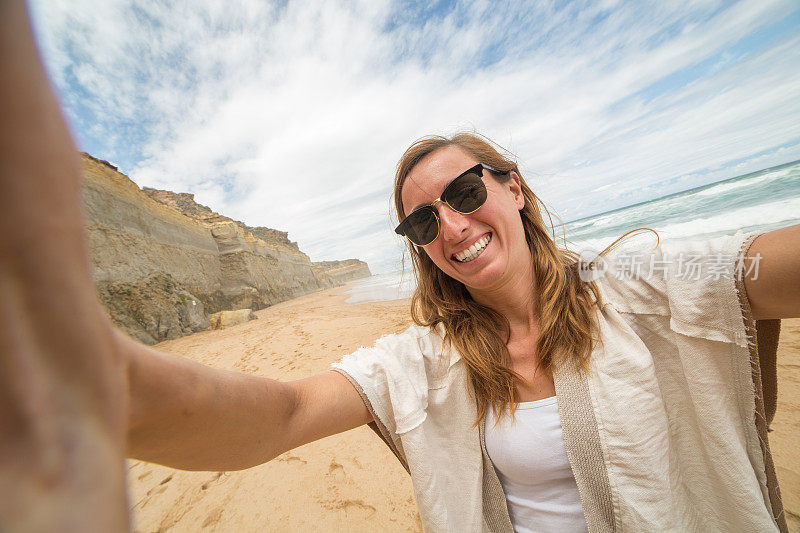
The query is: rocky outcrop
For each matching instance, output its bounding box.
[81,153,370,344]
[96,272,210,345]
[312,259,373,287]
[209,309,257,330]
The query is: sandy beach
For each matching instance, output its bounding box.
[127,286,800,532]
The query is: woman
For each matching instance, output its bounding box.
[1,2,797,530]
[326,135,793,531]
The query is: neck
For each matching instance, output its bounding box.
[469,258,539,334]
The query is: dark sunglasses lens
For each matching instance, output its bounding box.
[446,172,487,213]
[404,207,439,245]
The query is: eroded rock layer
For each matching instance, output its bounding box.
[312,259,374,287]
[81,153,370,344]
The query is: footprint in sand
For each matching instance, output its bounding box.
[325,459,351,486]
[153,478,232,533]
[328,460,344,474]
[144,475,173,497]
[277,453,307,465]
[292,325,311,342]
[201,472,225,490]
[202,505,225,528]
[320,498,377,517]
[150,485,169,496]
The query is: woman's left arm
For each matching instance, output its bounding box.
[744,224,800,320]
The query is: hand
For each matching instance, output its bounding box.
[0,1,130,530]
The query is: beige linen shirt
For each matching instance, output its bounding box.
[332,232,786,532]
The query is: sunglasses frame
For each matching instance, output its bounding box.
[395,163,505,246]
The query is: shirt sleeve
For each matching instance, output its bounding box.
[595,232,786,530]
[597,231,759,347]
[331,325,432,437]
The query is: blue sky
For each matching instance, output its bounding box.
[29,0,800,273]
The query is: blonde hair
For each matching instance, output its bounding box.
[393,132,602,425]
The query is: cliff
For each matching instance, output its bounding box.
[81,153,371,344]
[312,259,372,287]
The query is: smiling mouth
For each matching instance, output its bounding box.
[453,234,491,263]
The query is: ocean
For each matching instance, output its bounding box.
[346,159,800,304]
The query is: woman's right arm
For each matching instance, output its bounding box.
[1,1,372,528]
[124,331,372,472]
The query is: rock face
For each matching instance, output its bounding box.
[312,260,372,287]
[96,272,211,345]
[81,153,371,344]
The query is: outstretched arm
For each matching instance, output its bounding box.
[745,224,800,320]
[0,1,371,530]
[125,332,371,472]
[0,1,129,530]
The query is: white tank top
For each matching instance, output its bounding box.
[485,397,588,533]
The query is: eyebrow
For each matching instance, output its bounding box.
[410,189,443,213]
[404,174,438,213]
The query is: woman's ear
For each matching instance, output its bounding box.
[508,171,525,210]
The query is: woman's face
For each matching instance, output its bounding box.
[401,145,530,291]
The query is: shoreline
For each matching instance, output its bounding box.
[127,286,799,531]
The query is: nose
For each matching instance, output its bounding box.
[436,202,470,242]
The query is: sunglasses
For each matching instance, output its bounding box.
[395,163,506,246]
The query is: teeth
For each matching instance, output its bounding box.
[455,234,491,263]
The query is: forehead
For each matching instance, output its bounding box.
[401,145,479,213]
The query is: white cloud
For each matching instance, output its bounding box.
[29,0,800,272]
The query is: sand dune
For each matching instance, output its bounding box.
[127,286,799,532]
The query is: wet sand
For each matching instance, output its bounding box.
[127,286,800,531]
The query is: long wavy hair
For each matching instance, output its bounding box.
[393,132,603,425]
